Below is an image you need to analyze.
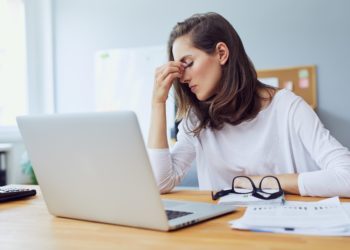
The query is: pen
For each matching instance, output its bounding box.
[249,227,295,233]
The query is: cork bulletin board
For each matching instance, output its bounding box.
[257,65,317,109]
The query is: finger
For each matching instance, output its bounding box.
[159,66,183,81]
[168,60,185,68]
[156,71,181,89]
[155,65,169,78]
[155,67,179,85]
[155,63,185,78]
[156,61,186,72]
[163,72,181,88]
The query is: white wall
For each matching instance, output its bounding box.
[6,0,350,184]
[53,0,350,147]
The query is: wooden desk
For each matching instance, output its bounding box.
[1,186,349,250]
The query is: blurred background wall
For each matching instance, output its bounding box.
[2,0,350,185]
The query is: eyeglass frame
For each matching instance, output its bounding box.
[211,175,284,201]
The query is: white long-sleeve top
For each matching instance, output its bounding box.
[148,89,350,197]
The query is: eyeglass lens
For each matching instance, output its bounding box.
[232,176,256,194]
[259,176,281,194]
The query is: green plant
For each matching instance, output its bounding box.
[21,160,38,184]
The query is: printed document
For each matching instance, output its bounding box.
[230,197,350,236]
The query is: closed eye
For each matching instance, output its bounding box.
[184,61,193,68]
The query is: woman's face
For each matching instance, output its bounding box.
[172,35,223,101]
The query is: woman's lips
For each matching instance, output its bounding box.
[190,85,197,92]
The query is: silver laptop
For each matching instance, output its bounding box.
[16,111,235,231]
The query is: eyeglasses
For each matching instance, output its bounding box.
[211,175,284,201]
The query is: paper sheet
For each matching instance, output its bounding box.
[230,197,350,236]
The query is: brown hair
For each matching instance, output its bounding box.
[168,12,274,136]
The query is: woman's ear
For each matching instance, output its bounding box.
[216,42,229,65]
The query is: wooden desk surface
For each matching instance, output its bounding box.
[1,186,349,250]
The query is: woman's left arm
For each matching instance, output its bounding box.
[291,99,350,197]
[241,98,350,197]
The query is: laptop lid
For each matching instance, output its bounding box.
[17,111,170,231]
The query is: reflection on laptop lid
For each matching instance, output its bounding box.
[17,111,235,231]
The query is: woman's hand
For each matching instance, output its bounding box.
[152,61,185,105]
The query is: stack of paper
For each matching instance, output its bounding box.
[218,188,285,206]
[230,197,350,236]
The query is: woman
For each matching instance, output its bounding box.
[147,12,350,197]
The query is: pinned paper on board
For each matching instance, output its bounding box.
[258,77,279,88]
[283,81,293,90]
[298,69,310,89]
[298,69,309,78]
[299,78,310,89]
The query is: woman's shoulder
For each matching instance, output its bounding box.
[271,88,302,108]
[267,88,317,125]
[257,88,304,119]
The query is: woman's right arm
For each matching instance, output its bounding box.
[147,61,184,149]
[147,62,196,193]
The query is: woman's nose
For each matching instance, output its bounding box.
[181,78,189,84]
[180,70,190,84]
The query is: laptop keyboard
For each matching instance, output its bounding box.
[165,210,193,220]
